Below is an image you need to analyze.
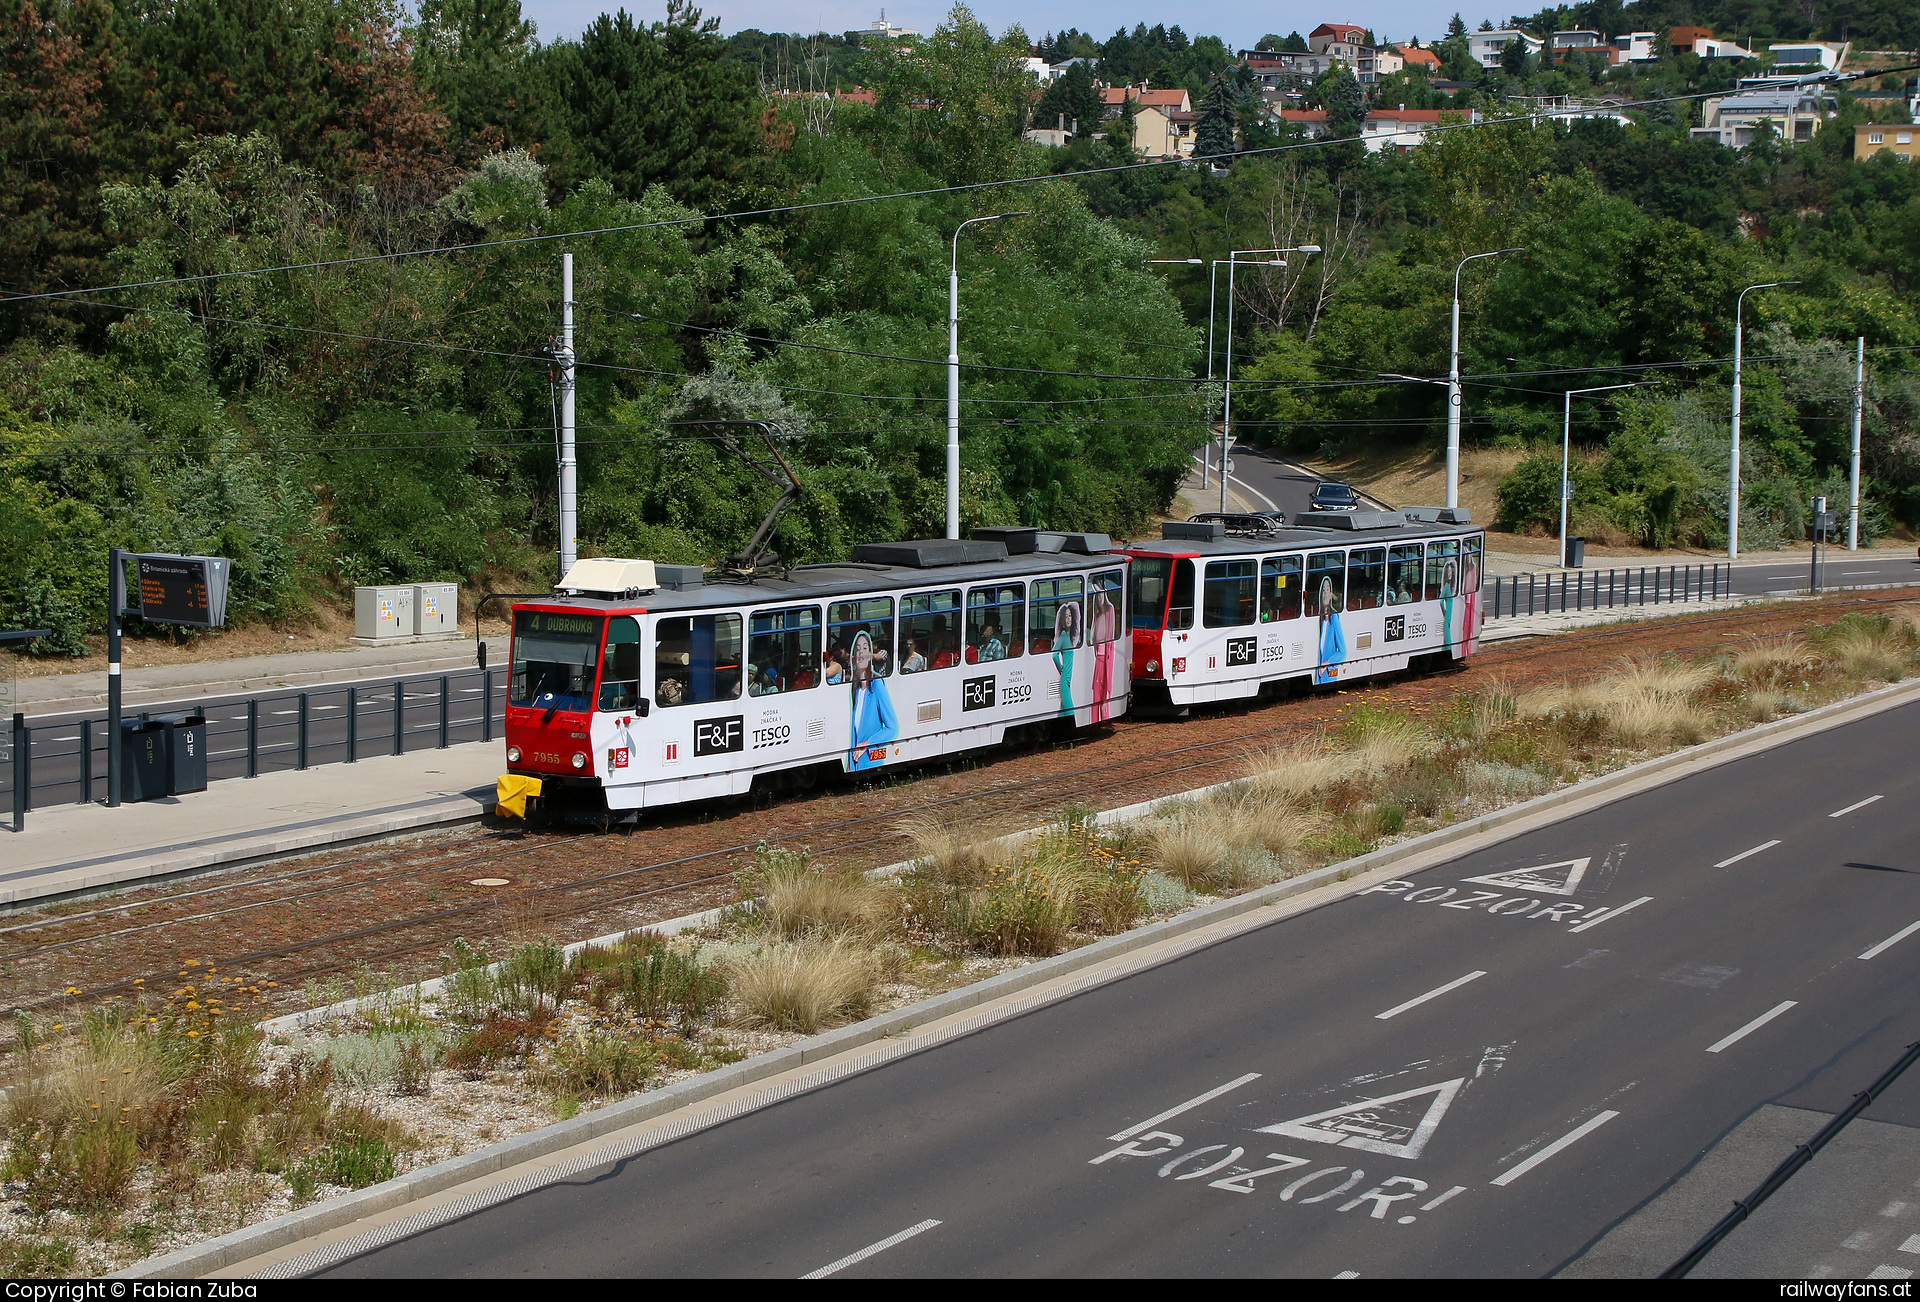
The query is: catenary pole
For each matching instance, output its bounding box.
[558,253,578,578]
[1729,280,1796,559]
[948,213,1025,539]
[1449,249,1523,509]
[1849,335,1865,550]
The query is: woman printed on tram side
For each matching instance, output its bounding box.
[1051,599,1082,718]
[1440,559,1459,653]
[1458,551,1480,656]
[847,628,898,772]
[1314,574,1347,685]
[1087,584,1118,722]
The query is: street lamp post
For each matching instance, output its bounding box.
[1221,245,1320,514]
[948,212,1027,539]
[1447,248,1524,509]
[1561,383,1639,567]
[1145,259,1209,483]
[1729,280,1797,559]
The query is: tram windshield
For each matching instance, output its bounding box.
[511,610,603,711]
[1130,557,1171,630]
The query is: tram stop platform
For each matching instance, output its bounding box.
[0,744,500,910]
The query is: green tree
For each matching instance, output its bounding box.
[1194,74,1236,158]
[1034,57,1099,135]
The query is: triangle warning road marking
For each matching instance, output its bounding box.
[1256,1078,1465,1160]
[1460,857,1590,896]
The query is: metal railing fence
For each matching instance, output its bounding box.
[1486,563,1730,620]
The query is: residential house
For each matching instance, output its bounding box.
[1100,86,1194,158]
[1357,105,1482,151]
[1307,22,1367,53]
[1549,29,1605,51]
[1668,26,1754,59]
[861,9,918,40]
[1305,22,1389,83]
[1242,48,1338,89]
[1856,123,1917,160]
[1278,108,1330,138]
[1467,28,1544,68]
[1691,89,1835,146]
[1368,46,1404,78]
[1766,41,1847,69]
[1395,44,1442,72]
[1611,31,1658,63]
[836,86,878,105]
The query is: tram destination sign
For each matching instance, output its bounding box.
[125,554,232,628]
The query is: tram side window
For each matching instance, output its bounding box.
[825,599,893,683]
[1348,548,1387,611]
[1167,559,1196,631]
[965,584,1024,662]
[598,616,641,711]
[1261,556,1303,621]
[1089,569,1124,644]
[1461,536,1483,593]
[1304,551,1346,617]
[1387,545,1424,605]
[510,610,601,710]
[1425,539,1461,601]
[1203,560,1258,627]
[747,606,821,696]
[1030,576,1085,651]
[653,614,743,707]
[1129,557,1171,630]
[900,590,962,672]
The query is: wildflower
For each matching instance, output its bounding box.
[66,987,79,995]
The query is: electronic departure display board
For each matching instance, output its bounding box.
[126,554,231,628]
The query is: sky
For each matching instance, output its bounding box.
[511,1,1496,50]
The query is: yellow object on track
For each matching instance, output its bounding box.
[495,773,543,819]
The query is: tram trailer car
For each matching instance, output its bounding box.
[502,532,1130,819]
[502,512,1484,820]
[1126,510,1485,709]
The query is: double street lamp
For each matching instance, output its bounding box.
[948,212,1028,539]
[1728,280,1798,559]
[1446,248,1524,509]
[1219,245,1320,513]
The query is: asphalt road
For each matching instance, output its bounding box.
[315,696,1920,1278]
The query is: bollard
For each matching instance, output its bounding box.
[347,686,358,763]
[392,680,404,756]
[11,712,26,830]
[80,718,93,804]
[439,675,450,749]
[246,699,259,778]
[297,692,309,770]
[483,670,495,743]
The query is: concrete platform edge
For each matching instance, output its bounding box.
[112,672,1920,1280]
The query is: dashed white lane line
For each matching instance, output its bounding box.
[1861,923,1920,961]
[1566,897,1654,935]
[1375,970,1488,1020]
[1831,795,1884,818]
[1108,1073,1263,1143]
[800,1219,942,1279]
[1489,1111,1620,1187]
[1706,1001,1799,1054]
[1714,840,1782,868]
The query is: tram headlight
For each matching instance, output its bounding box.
[506,746,522,763]
[1145,659,1159,676]
[571,751,587,769]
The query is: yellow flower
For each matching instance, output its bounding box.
[186,1031,199,1038]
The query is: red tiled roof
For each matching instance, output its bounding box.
[1311,23,1367,40]
[1100,87,1190,108]
[1367,108,1452,121]
[1280,108,1329,121]
[836,87,877,104]
[1396,45,1441,68]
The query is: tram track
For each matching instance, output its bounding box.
[5,591,1912,1020]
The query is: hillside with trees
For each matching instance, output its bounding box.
[2,0,1918,656]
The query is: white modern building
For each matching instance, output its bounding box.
[1692,89,1836,146]
[1468,28,1544,68]
[1766,41,1848,69]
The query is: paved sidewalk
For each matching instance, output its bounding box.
[0,743,501,907]
[1481,594,1762,642]
[11,636,506,718]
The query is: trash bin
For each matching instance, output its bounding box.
[1565,537,1587,568]
[158,713,208,795]
[119,719,169,802]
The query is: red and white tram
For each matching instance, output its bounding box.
[500,511,1484,821]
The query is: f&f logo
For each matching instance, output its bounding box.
[1385,615,1405,642]
[962,675,996,712]
[1225,636,1257,667]
[693,716,744,757]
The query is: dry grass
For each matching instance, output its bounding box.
[727,938,878,1033]
[896,814,994,886]
[758,857,883,941]
[1729,635,1810,684]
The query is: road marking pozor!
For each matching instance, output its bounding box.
[1490,1111,1621,1187]
[801,1219,943,1279]
[1376,971,1489,1020]
[1860,922,1920,961]
[1705,1001,1800,1054]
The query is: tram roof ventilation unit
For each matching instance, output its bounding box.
[1162,520,1226,542]
[971,525,1038,555]
[1402,506,1473,524]
[556,557,657,596]
[656,564,704,592]
[1036,531,1113,554]
[1296,510,1411,531]
[849,538,1010,568]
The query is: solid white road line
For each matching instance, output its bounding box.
[1706,1000,1799,1054]
[1714,839,1781,868]
[1860,922,1920,961]
[1108,1072,1263,1142]
[1566,896,1654,935]
[1376,970,1488,1020]
[1489,1111,1620,1187]
[1831,795,1884,818]
[800,1219,942,1279]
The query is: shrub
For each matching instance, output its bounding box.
[540,1029,655,1099]
[614,945,728,1026]
[942,862,1076,955]
[307,1137,398,1189]
[729,938,877,1032]
[0,1236,77,1278]
[1139,871,1193,914]
[498,939,571,1017]
[440,938,497,1021]
[443,1016,536,1079]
